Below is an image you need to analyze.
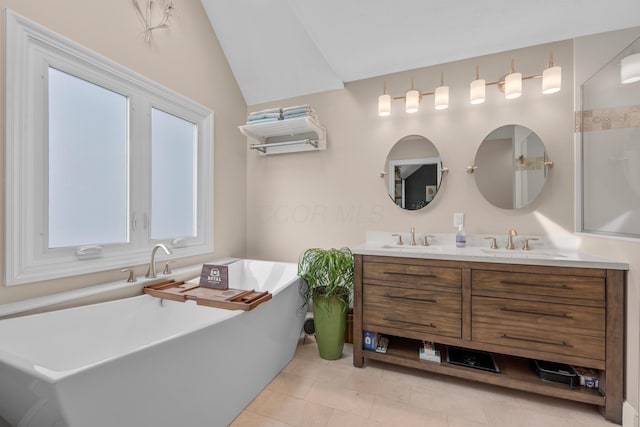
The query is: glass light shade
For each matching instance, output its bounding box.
[405,89,420,113]
[505,72,522,99]
[434,85,449,110]
[621,53,640,84]
[378,93,391,116]
[470,78,486,104]
[542,66,562,94]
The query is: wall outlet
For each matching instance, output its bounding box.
[453,213,464,228]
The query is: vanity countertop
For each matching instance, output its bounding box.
[352,242,629,270]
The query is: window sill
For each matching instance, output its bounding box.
[0,259,237,318]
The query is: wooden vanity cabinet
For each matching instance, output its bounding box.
[352,255,625,424]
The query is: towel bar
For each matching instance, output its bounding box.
[250,138,319,153]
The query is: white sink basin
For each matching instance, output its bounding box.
[479,248,567,259]
[380,244,443,253]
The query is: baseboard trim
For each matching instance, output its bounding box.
[623,401,638,427]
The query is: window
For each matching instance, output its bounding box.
[48,68,129,248]
[151,108,197,240]
[4,10,214,285]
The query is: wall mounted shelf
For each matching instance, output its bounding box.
[239,116,326,155]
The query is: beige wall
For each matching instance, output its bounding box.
[247,39,575,260]
[0,0,247,307]
[245,34,640,420]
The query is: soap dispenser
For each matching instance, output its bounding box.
[456,224,466,248]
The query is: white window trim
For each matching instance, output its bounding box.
[4,10,214,286]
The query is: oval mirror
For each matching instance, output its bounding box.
[384,135,445,210]
[474,125,549,209]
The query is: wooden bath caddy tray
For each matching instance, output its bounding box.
[143,280,272,311]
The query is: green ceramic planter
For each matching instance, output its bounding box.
[312,292,348,360]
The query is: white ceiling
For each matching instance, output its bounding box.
[200,0,640,106]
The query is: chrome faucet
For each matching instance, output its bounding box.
[145,243,173,278]
[410,227,417,246]
[506,229,518,250]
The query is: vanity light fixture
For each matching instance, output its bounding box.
[405,78,421,113]
[434,72,449,110]
[378,81,391,116]
[378,53,561,116]
[504,59,522,99]
[621,53,640,84]
[470,65,486,104]
[542,52,562,94]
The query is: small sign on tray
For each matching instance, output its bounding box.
[199,264,229,289]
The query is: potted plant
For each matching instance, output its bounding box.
[298,247,354,360]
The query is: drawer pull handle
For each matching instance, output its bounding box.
[500,307,573,319]
[500,334,573,348]
[384,271,436,279]
[501,280,574,291]
[384,293,437,304]
[383,316,436,329]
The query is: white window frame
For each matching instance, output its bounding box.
[4,10,214,286]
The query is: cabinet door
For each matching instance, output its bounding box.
[363,284,461,338]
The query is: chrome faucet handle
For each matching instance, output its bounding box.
[391,233,403,245]
[121,268,137,283]
[162,261,175,275]
[410,227,416,246]
[422,235,434,246]
[484,237,498,249]
[523,237,539,251]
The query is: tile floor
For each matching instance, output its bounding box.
[230,337,619,427]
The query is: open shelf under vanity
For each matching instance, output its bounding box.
[363,335,604,406]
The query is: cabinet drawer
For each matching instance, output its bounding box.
[472,270,605,302]
[472,296,605,360]
[472,296,605,337]
[363,284,461,338]
[472,321,605,361]
[364,261,461,290]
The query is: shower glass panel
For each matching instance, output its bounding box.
[581,37,640,239]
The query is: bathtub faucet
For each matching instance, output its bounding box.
[145,243,173,278]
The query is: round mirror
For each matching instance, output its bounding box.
[384,135,444,210]
[474,125,550,209]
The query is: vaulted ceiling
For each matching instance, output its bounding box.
[200,0,640,106]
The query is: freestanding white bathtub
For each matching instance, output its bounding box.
[0,259,305,427]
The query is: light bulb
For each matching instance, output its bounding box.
[505,72,522,99]
[405,89,420,113]
[470,78,485,104]
[378,93,391,116]
[434,85,449,110]
[621,53,640,84]
[542,66,562,94]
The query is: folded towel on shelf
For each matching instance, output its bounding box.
[248,107,282,116]
[246,105,318,124]
[282,105,314,116]
[245,116,281,125]
[247,112,282,121]
[282,112,317,121]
